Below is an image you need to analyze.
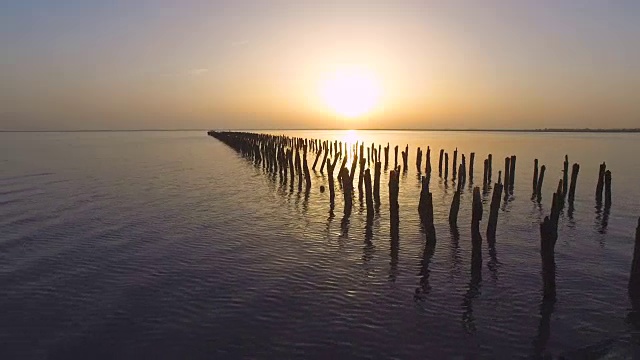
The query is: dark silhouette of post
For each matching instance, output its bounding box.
[596,162,606,203]
[426,146,432,175]
[509,155,516,192]
[532,159,539,196]
[327,157,337,205]
[364,169,374,220]
[487,180,504,243]
[568,163,580,203]
[444,152,449,180]
[394,145,399,169]
[604,170,612,208]
[418,176,436,240]
[373,161,381,206]
[439,149,444,177]
[536,165,546,203]
[340,167,353,217]
[453,148,458,181]
[562,155,569,199]
[469,152,475,183]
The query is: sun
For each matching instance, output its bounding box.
[319,67,382,119]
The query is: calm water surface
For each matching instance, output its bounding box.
[1,130,639,359]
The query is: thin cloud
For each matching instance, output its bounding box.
[188,68,209,76]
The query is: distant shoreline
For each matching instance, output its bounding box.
[2,128,640,133]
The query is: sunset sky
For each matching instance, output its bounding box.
[1,1,639,130]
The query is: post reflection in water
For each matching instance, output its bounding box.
[532,261,556,359]
[389,207,399,282]
[462,231,483,334]
[449,225,461,279]
[415,225,436,301]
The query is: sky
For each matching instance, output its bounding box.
[1,0,639,130]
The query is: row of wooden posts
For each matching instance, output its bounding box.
[208,131,639,305]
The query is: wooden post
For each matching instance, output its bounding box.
[504,157,511,191]
[340,167,353,217]
[416,147,422,172]
[487,181,504,242]
[358,158,365,195]
[426,146,432,175]
[404,145,409,170]
[540,188,562,295]
[303,143,311,190]
[469,152,475,183]
[568,163,580,203]
[319,145,329,173]
[562,155,569,199]
[374,161,381,206]
[444,152,449,180]
[327,157,336,205]
[461,154,467,186]
[394,145,399,169]
[449,190,461,226]
[453,148,458,181]
[604,170,612,208]
[596,162,606,202]
[509,155,516,191]
[439,149,444,177]
[389,168,400,217]
[483,158,488,191]
[364,169,374,220]
[488,154,493,182]
[418,176,436,240]
[536,165,546,203]
[384,143,389,169]
[533,159,539,196]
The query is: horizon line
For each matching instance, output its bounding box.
[2,128,640,133]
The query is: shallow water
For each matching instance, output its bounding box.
[1,130,639,359]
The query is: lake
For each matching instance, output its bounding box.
[1,130,639,359]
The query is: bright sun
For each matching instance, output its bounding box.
[320,67,382,119]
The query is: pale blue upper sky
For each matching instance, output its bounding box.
[1,0,639,130]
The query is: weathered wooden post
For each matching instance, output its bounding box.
[394,145,399,169]
[596,162,606,202]
[358,158,365,195]
[364,169,374,220]
[439,149,444,177]
[568,163,580,203]
[562,155,569,199]
[320,144,329,174]
[504,157,511,192]
[540,188,562,296]
[461,154,467,186]
[536,165,546,203]
[488,154,493,182]
[374,161,381,206]
[449,189,461,226]
[533,159,539,196]
[487,179,504,243]
[604,170,612,208]
[469,152,475,183]
[418,175,436,240]
[416,147,423,172]
[327,157,337,205]
[404,145,409,170]
[384,143,389,169]
[453,148,458,181]
[483,159,488,191]
[472,187,483,236]
[509,155,516,192]
[303,143,311,190]
[444,152,449,180]
[389,167,400,221]
[340,167,353,217]
[629,218,640,305]
[426,146,432,175]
